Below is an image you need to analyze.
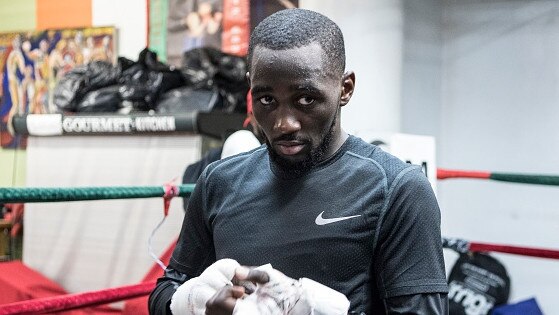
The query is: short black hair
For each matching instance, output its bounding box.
[248,8,345,77]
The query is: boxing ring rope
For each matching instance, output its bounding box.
[0,282,155,315]
[0,184,193,314]
[442,237,559,260]
[437,168,559,186]
[0,184,195,203]
[1,168,557,203]
[1,169,559,314]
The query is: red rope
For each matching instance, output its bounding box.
[0,282,155,315]
[163,181,179,217]
[469,242,559,260]
[437,168,491,180]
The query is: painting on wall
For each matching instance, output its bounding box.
[160,0,297,67]
[0,26,117,149]
[166,0,224,66]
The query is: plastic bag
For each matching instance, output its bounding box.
[53,61,120,112]
[52,66,88,111]
[119,48,185,111]
[76,85,122,112]
[181,47,249,113]
[156,86,222,114]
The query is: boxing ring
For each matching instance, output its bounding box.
[0,169,558,314]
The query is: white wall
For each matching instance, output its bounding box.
[300,0,404,134]
[439,1,559,313]
[400,0,442,138]
[92,0,148,60]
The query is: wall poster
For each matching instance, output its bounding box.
[0,26,117,149]
[160,0,298,67]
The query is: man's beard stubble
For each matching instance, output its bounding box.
[266,111,338,176]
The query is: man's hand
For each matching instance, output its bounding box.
[174,262,349,315]
[236,267,271,286]
[204,285,244,315]
[205,267,270,315]
[233,265,350,315]
[170,259,241,315]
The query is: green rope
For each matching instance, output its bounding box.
[0,185,195,203]
[490,173,559,186]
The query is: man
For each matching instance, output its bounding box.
[150,8,448,314]
[6,35,27,134]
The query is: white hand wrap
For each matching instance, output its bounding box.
[170,258,240,315]
[233,265,350,315]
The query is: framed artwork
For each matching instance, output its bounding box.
[0,26,117,149]
[157,0,298,66]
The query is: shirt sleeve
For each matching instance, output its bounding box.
[384,293,449,314]
[148,268,191,315]
[374,166,448,298]
[171,168,217,276]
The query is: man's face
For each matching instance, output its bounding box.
[249,43,345,171]
[39,40,48,52]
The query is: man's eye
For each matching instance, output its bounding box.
[259,96,274,105]
[298,96,315,106]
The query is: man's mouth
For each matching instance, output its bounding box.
[274,140,306,156]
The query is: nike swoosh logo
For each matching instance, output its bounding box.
[315,211,362,225]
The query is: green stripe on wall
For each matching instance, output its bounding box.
[0,148,26,187]
[149,0,168,62]
[0,0,36,32]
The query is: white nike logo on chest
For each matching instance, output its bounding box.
[315,211,362,225]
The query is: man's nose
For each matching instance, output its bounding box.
[274,111,301,134]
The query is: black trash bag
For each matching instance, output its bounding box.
[181,47,249,113]
[76,85,122,112]
[86,61,120,90]
[137,48,185,96]
[119,48,185,111]
[448,252,510,315]
[53,60,120,112]
[53,66,88,111]
[181,48,219,87]
[118,56,136,73]
[138,48,172,72]
[157,70,185,102]
[212,53,247,91]
[119,68,164,111]
[156,86,222,114]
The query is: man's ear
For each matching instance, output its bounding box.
[340,71,355,106]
